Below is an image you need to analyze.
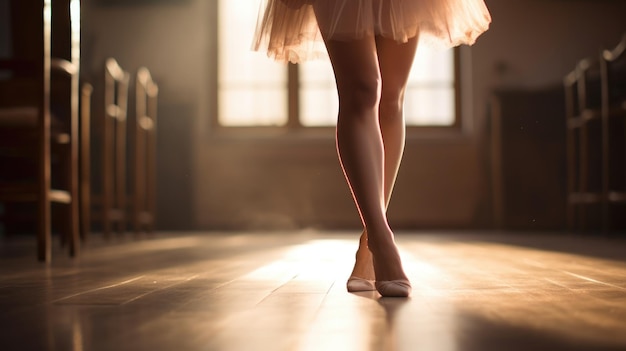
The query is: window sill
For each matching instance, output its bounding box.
[206,125,472,145]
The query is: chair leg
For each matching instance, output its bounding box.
[39,113,51,263]
[69,128,80,257]
[69,195,79,256]
[103,112,113,239]
[80,84,93,241]
[116,114,127,235]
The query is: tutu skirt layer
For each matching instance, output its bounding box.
[253,0,492,63]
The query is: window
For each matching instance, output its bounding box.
[218,1,458,128]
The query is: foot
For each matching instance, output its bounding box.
[346,276,376,292]
[346,232,376,292]
[368,228,411,297]
[375,280,411,297]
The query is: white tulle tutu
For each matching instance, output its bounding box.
[253,0,492,63]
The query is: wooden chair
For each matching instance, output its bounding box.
[600,33,626,231]
[99,58,130,239]
[0,0,81,261]
[566,33,626,233]
[564,58,603,232]
[131,68,158,235]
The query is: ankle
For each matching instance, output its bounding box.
[358,231,369,246]
[365,228,395,252]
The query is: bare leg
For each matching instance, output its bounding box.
[350,36,419,282]
[350,36,418,279]
[323,36,410,293]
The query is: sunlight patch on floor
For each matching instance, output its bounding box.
[241,239,357,282]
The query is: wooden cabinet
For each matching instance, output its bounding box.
[490,87,567,230]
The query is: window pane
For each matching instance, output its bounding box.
[299,60,337,127]
[220,88,288,126]
[218,0,287,126]
[409,47,454,82]
[405,47,455,126]
[405,87,455,126]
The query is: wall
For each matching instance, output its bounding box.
[0,0,10,58]
[82,0,212,229]
[472,0,626,133]
[470,0,626,230]
[82,0,626,230]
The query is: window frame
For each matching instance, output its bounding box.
[210,1,463,136]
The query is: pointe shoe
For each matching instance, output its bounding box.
[375,280,411,297]
[346,276,376,292]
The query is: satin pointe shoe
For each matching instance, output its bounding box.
[375,280,412,297]
[346,276,376,292]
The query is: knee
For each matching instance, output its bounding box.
[338,76,381,113]
[379,87,406,117]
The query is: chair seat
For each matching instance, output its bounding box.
[0,182,71,203]
[0,107,70,149]
[0,107,39,127]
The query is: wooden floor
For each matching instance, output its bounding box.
[1,231,626,351]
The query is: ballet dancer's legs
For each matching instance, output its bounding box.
[349,36,419,282]
[323,35,417,295]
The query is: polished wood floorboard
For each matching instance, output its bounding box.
[1,231,626,351]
